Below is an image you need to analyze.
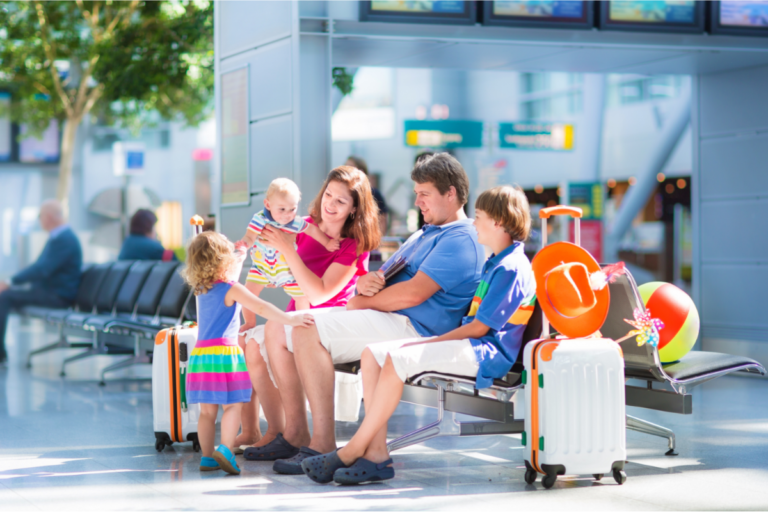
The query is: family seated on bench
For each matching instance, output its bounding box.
[224,153,536,484]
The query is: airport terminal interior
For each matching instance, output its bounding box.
[3,1,768,510]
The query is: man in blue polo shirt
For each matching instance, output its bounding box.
[260,153,484,474]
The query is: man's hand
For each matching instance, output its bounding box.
[356,270,385,297]
[0,281,8,293]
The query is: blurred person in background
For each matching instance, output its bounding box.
[119,209,177,261]
[345,156,388,236]
[0,199,82,365]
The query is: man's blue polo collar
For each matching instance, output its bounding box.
[421,218,474,234]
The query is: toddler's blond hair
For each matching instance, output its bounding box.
[182,231,238,295]
[267,178,301,202]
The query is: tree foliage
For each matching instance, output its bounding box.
[0,1,213,205]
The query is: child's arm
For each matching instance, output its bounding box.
[236,230,257,253]
[226,282,314,328]
[303,222,340,252]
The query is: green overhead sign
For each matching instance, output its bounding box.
[499,122,574,151]
[404,120,483,148]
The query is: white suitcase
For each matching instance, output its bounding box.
[152,325,201,452]
[522,336,627,488]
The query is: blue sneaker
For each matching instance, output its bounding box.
[199,456,221,472]
[213,445,241,475]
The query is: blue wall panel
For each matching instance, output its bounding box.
[219,1,291,58]
[700,133,768,200]
[250,115,294,194]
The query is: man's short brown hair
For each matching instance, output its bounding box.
[475,185,531,242]
[411,152,469,206]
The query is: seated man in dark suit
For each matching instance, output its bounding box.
[0,200,83,364]
[118,209,177,262]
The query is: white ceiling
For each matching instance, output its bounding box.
[327,20,768,75]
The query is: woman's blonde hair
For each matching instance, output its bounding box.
[475,185,531,242]
[182,231,237,295]
[308,166,381,254]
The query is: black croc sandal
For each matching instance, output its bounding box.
[243,433,300,461]
[273,447,320,475]
[334,457,395,485]
[301,450,348,484]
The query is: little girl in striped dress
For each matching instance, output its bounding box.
[183,232,314,475]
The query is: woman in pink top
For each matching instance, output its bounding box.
[239,166,381,458]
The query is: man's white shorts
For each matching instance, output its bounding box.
[366,338,480,383]
[313,309,421,364]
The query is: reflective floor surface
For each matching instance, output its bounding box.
[2,316,768,511]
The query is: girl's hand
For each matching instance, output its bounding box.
[325,238,341,252]
[260,225,296,254]
[290,314,315,328]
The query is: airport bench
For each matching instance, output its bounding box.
[335,267,766,455]
[21,260,194,383]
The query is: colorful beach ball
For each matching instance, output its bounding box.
[638,282,700,364]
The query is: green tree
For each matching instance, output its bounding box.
[0,0,213,212]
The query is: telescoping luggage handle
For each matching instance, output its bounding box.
[538,205,583,338]
[539,205,582,249]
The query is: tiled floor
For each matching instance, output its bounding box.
[2,316,768,511]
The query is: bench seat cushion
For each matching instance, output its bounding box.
[21,306,67,319]
[64,312,96,328]
[47,310,76,324]
[663,351,765,382]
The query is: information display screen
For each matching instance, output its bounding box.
[360,1,477,25]
[484,1,593,28]
[598,1,705,33]
[483,1,594,29]
[710,1,768,36]
[0,92,10,162]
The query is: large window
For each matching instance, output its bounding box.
[607,75,686,106]
[519,72,583,120]
[332,68,395,141]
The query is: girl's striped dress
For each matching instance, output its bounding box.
[186,281,251,404]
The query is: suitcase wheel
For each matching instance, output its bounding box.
[192,440,201,452]
[542,474,557,489]
[613,469,627,485]
[155,440,165,452]
[524,469,537,485]
[593,473,603,481]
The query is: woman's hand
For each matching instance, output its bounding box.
[259,225,297,254]
[290,313,315,328]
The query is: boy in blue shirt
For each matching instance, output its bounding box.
[300,185,536,485]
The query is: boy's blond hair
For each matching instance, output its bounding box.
[182,231,237,295]
[475,185,531,242]
[266,178,301,202]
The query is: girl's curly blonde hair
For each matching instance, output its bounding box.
[182,231,238,295]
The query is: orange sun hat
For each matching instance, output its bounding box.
[532,241,610,339]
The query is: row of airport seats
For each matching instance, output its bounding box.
[335,269,766,456]
[22,260,194,384]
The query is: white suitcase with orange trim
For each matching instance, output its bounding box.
[152,325,201,452]
[522,337,626,488]
[522,204,626,488]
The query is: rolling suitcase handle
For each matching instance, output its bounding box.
[539,205,582,248]
[538,205,583,337]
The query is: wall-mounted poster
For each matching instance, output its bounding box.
[483,1,595,29]
[0,92,10,162]
[220,66,250,207]
[360,1,477,25]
